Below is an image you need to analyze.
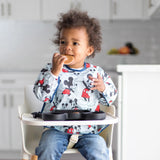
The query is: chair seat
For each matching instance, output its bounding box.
[64,148,79,154]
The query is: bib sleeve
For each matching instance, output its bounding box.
[97,67,118,106]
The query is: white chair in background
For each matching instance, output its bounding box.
[18,85,116,160]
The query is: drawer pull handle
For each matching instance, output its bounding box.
[7,3,11,16]
[1,3,4,16]
[1,80,15,83]
[3,95,7,107]
[10,94,13,107]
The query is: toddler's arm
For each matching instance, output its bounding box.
[33,63,59,103]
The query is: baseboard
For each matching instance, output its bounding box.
[61,153,85,160]
[0,150,21,159]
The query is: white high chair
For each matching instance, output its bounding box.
[18,85,116,160]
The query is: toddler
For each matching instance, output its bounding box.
[33,9,117,160]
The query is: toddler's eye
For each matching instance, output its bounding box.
[73,42,78,46]
[60,40,65,45]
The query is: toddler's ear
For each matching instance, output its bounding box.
[87,46,94,56]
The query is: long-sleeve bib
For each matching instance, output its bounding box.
[33,62,117,134]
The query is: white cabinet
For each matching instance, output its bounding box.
[0,0,40,20]
[10,90,24,150]
[111,0,148,20]
[0,73,37,152]
[0,90,10,150]
[41,0,112,20]
[117,65,160,160]
[41,0,152,21]
[80,0,111,20]
[0,88,23,150]
[0,0,154,21]
[41,0,71,20]
[148,0,160,17]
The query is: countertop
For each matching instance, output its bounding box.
[117,64,160,72]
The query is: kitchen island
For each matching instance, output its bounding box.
[117,65,160,160]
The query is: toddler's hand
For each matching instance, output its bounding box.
[51,53,67,76]
[89,73,106,93]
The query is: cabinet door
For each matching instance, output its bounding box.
[80,0,111,20]
[148,0,160,17]
[41,0,71,20]
[9,89,24,150]
[0,91,10,150]
[11,0,40,20]
[118,71,160,160]
[41,0,111,20]
[112,0,146,19]
[0,0,40,20]
[0,0,8,19]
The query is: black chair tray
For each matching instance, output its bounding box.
[32,110,106,121]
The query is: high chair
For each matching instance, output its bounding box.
[18,85,116,160]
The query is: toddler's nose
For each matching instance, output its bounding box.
[65,44,72,51]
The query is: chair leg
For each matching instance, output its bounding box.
[22,152,30,160]
[109,147,113,160]
[31,155,38,160]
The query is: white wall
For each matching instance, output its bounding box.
[0,21,55,72]
[0,19,160,72]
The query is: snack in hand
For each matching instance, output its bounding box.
[63,55,74,64]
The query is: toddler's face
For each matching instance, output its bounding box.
[59,27,94,69]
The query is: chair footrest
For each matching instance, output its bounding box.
[31,155,38,160]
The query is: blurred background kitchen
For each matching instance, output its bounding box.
[0,0,160,160]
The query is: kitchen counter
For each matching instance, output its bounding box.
[117,64,160,72]
[116,64,160,160]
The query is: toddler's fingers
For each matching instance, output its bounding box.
[88,75,94,80]
[90,86,97,90]
[53,52,60,57]
[53,52,59,56]
[97,73,102,80]
[52,53,59,61]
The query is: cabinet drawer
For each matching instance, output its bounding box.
[0,73,37,88]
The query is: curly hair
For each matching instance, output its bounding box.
[53,10,102,58]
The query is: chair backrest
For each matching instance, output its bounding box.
[20,85,43,155]
[23,85,43,113]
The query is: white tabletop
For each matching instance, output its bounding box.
[22,113,118,126]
